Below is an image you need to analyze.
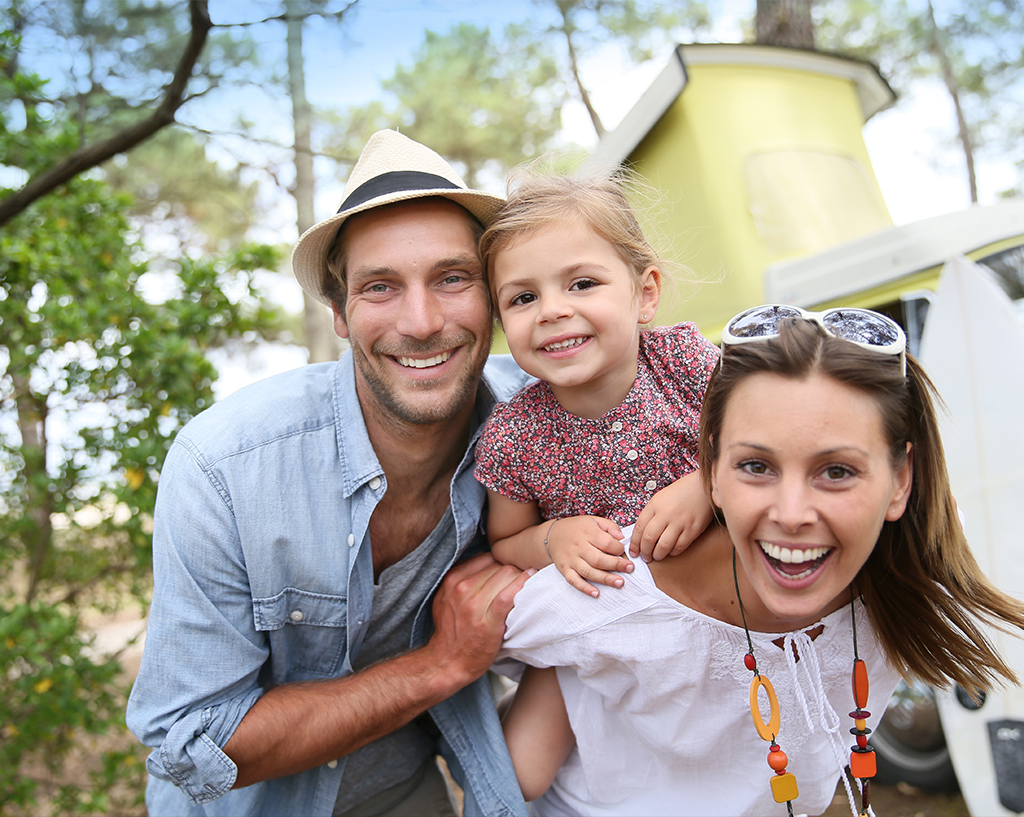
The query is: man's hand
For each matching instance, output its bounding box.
[426,553,534,687]
[630,470,714,562]
[545,515,632,598]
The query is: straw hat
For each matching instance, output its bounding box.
[291,129,505,305]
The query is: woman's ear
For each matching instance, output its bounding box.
[709,445,722,509]
[885,442,914,521]
[638,265,662,323]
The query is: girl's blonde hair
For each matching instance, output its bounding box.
[699,318,1024,695]
[480,165,662,302]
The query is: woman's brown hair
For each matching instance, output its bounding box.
[699,318,1024,695]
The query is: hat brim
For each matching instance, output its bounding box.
[291,188,504,307]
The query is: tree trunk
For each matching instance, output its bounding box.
[755,0,815,49]
[926,0,978,204]
[555,0,605,139]
[14,378,53,604]
[286,0,339,362]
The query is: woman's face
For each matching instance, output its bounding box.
[710,371,912,631]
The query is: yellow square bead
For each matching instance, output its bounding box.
[771,771,799,803]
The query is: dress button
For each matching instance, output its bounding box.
[611,421,623,432]
[369,476,382,490]
[327,759,338,769]
[626,449,639,461]
[347,533,355,547]
[645,480,657,491]
[289,610,304,622]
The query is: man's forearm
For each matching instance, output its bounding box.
[225,641,470,789]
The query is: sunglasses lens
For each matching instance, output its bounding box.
[821,310,901,347]
[727,305,803,339]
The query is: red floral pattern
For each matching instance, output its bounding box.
[475,323,719,525]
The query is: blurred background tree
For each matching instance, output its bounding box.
[0,21,279,813]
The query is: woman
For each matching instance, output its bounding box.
[497,305,1024,817]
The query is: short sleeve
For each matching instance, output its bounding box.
[474,400,535,503]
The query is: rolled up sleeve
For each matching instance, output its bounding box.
[127,438,269,805]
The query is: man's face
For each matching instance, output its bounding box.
[334,198,492,427]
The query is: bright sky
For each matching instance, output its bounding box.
[204,0,1017,395]
[256,0,1010,227]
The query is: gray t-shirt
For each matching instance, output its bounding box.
[333,508,456,815]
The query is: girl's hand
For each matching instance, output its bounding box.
[546,515,632,597]
[630,471,714,562]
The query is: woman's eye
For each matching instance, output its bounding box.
[739,460,769,476]
[570,278,597,291]
[823,465,854,481]
[510,292,536,306]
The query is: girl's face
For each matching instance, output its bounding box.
[490,220,660,418]
[710,371,913,631]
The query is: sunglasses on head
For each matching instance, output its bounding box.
[721,304,907,376]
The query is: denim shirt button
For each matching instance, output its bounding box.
[327,759,338,769]
[347,533,355,547]
[369,477,382,490]
[289,610,304,622]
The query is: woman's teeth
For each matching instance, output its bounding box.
[398,351,451,368]
[544,337,585,352]
[759,541,830,564]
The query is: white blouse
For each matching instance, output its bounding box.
[497,549,900,817]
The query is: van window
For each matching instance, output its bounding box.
[976,244,1024,325]
[745,150,892,260]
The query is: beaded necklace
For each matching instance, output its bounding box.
[733,552,877,817]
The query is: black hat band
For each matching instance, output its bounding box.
[338,171,462,214]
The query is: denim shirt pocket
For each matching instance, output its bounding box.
[252,588,348,682]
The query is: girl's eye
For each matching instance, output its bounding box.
[570,278,597,292]
[509,292,537,307]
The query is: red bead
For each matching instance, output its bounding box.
[744,653,756,671]
[767,748,789,771]
[852,659,870,709]
[857,734,868,749]
[850,748,877,779]
[769,743,780,752]
[848,710,871,720]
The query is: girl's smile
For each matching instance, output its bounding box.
[491,219,660,419]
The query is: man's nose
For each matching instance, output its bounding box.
[396,285,445,339]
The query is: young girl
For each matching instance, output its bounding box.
[475,170,720,596]
[496,308,1024,816]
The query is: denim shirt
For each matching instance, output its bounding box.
[126,352,531,817]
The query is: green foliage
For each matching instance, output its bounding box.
[326,21,567,187]
[0,603,140,815]
[0,24,281,810]
[814,0,1024,191]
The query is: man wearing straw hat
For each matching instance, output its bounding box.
[127,131,533,817]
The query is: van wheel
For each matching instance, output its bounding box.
[872,680,959,792]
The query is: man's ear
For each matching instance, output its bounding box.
[886,442,914,521]
[332,303,350,340]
